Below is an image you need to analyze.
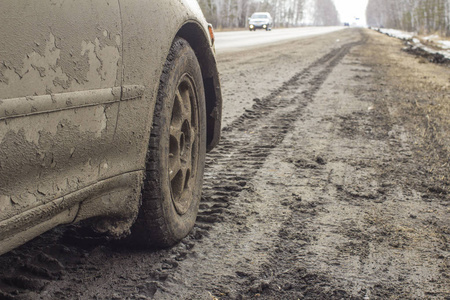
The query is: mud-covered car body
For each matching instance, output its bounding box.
[0,0,221,255]
[248,12,273,31]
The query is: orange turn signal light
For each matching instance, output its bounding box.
[208,24,215,47]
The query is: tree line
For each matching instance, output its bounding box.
[366,0,450,36]
[197,0,340,29]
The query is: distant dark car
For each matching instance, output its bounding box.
[0,0,222,255]
[344,22,350,26]
[249,12,273,31]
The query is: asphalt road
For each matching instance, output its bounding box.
[215,26,345,52]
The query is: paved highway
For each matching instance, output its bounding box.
[214,26,345,52]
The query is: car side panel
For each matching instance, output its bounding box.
[0,1,123,238]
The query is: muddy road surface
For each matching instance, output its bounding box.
[0,28,449,299]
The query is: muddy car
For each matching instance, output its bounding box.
[0,0,222,255]
[249,12,273,31]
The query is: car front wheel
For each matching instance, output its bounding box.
[130,37,206,247]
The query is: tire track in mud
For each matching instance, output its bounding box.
[157,37,366,299]
[0,38,363,299]
[197,38,364,229]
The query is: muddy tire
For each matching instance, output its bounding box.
[130,37,206,247]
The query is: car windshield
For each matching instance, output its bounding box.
[251,14,268,19]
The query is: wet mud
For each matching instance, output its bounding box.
[402,44,450,66]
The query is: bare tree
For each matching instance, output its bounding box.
[197,0,339,29]
[366,0,450,36]
[313,0,340,26]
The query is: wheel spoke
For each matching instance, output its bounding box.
[186,127,196,163]
[172,91,183,127]
[170,123,181,143]
[169,122,182,182]
[179,84,192,126]
[169,151,182,181]
[171,168,185,203]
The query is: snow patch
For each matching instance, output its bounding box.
[374,28,450,61]
[377,28,415,40]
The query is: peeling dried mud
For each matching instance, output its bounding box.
[0,28,448,300]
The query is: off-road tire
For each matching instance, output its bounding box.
[130,37,206,247]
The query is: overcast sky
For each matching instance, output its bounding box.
[333,0,369,25]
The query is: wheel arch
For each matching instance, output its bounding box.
[176,22,222,152]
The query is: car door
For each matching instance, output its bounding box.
[0,1,123,236]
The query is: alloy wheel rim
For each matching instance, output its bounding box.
[168,74,199,215]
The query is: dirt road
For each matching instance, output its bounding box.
[0,28,448,300]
